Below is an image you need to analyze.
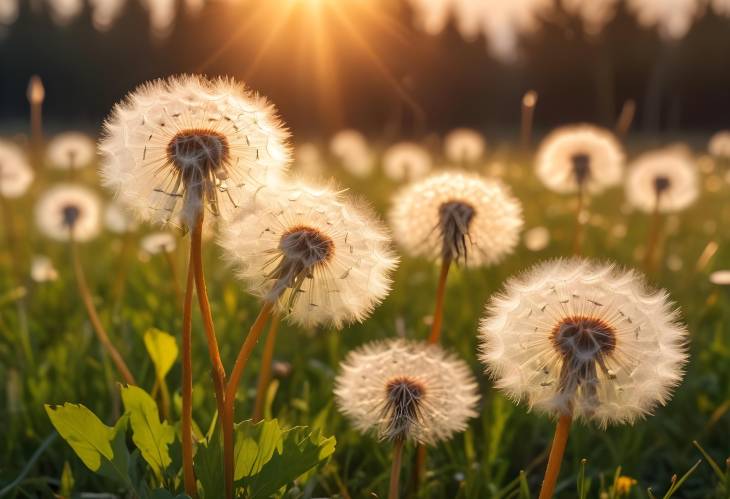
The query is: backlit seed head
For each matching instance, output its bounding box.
[536,124,624,195]
[479,258,688,427]
[625,148,698,214]
[389,170,523,267]
[218,180,398,328]
[35,184,101,243]
[335,339,480,445]
[99,74,290,229]
[708,130,730,158]
[444,128,486,164]
[46,131,96,170]
[382,142,432,182]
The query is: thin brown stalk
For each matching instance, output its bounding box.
[181,246,196,497]
[388,438,406,499]
[615,99,636,139]
[572,185,587,255]
[427,257,451,344]
[643,195,664,274]
[223,301,274,499]
[538,414,572,499]
[70,235,135,386]
[252,313,281,423]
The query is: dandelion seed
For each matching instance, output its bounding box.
[709,130,730,158]
[0,139,33,198]
[389,171,523,267]
[479,258,688,499]
[444,128,485,165]
[46,131,96,170]
[35,184,101,243]
[99,74,290,229]
[382,142,432,182]
[219,180,398,328]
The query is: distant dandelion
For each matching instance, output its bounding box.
[535,124,624,253]
[382,142,432,181]
[625,148,698,272]
[335,338,479,498]
[444,128,485,165]
[140,231,177,255]
[31,255,58,283]
[330,129,373,178]
[709,130,730,158]
[35,184,101,243]
[390,170,523,344]
[219,181,398,328]
[99,74,290,229]
[46,131,96,170]
[295,142,326,178]
[524,226,550,251]
[479,258,688,499]
[0,139,34,198]
[709,270,730,285]
[105,201,139,234]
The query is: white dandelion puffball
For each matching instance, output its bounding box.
[330,129,374,178]
[708,131,730,158]
[46,131,96,170]
[444,128,486,164]
[334,339,480,445]
[218,181,398,328]
[479,258,688,428]
[535,124,625,195]
[524,226,550,252]
[99,74,291,229]
[105,201,139,234]
[140,232,177,255]
[625,148,698,214]
[382,142,433,181]
[31,255,59,283]
[0,139,34,199]
[389,171,523,267]
[35,184,102,243]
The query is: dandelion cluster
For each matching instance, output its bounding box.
[625,148,698,213]
[99,74,290,228]
[535,124,624,195]
[0,139,33,198]
[35,184,102,242]
[479,258,688,427]
[389,171,523,266]
[218,181,398,328]
[335,339,480,444]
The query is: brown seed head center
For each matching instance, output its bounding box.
[279,225,335,267]
[381,376,426,440]
[552,315,616,360]
[166,128,230,181]
[571,152,591,185]
[438,199,475,263]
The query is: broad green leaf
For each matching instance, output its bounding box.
[120,385,175,479]
[144,328,178,380]
[243,426,336,498]
[45,404,132,487]
[234,419,284,480]
[194,426,224,499]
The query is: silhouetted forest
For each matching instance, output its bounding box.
[1,0,729,137]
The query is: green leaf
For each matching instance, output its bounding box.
[59,461,74,497]
[144,328,178,380]
[242,425,336,498]
[45,404,132,487]
[234,419,284,480]
[120,385,175,480]
[194,426,224,499]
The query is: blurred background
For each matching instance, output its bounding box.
[1,0,730,138]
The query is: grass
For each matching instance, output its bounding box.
[1,140,729,498]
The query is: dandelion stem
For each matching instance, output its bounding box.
[388,437,405,499]
[163,248,184,308]
[190,213,227,423]
[427,257,451,344]
[0,192,24,284]
[181,246,196,497]
[644,195,664,273]
[538,414,572,499]
[615,99,636,139]
[222,300,274,499]
[70,234,135,386]
[572,184,586,255]
[252,313,281,423]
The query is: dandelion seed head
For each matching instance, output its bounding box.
[479,258,688,427]
[535,124,624,195]
[334,339,480,445]
[708,130,730,158]
[444,128,486,164]
[218,180,398,328]
[626,148,698,213]
[389,171,523,267]
[524,226,550,251]
[35,184,102,242]
[47,131,96,170]
[382,142,432,181]
[31,255,58,283]
[0,140,33,198]
[330,129,374,178]
[140,231,177,255]
[99,74,290,229]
